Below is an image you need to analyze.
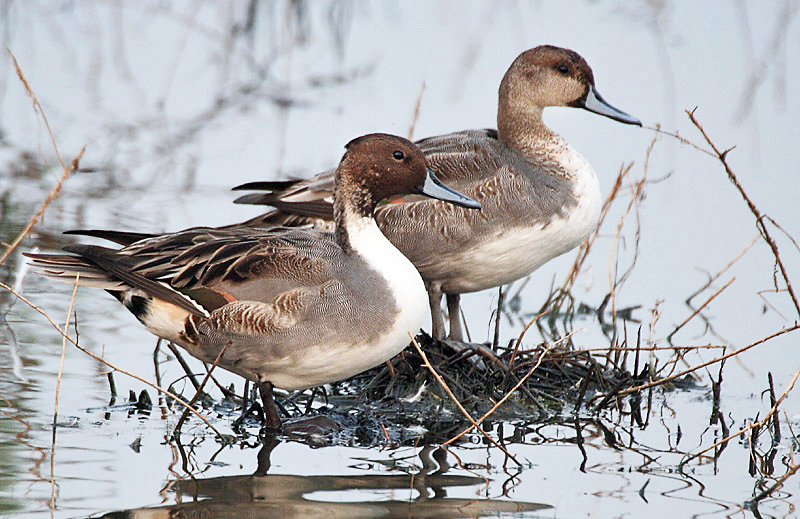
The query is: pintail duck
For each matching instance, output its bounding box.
[232,45,641,341]
[26,134,480,429]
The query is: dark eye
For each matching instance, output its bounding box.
[557,64,569,75]
[392,150,405,161]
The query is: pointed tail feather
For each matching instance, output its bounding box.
[63,229,157,246]
[24,248,208,318]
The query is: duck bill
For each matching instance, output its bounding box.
[417,169,481,209]
[582,84,642,126]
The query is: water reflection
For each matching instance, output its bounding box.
[99,442,549,519]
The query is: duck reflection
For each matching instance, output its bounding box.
[98,442,549,518]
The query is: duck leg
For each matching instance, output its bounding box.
[258,381,282,430]
[233,380,267,428]
[446,293,464,341]
[428,286,446,340]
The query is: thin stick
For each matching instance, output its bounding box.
[7,48,67,170]
[1,49,84,266]
[167,342,201,391]
[407,81,426,141]
[611,324,800,398]
[686,361,800,463]
[559,162,632,296]
[749,457,799,503]
[0,280,224,438]
[687,109,799,319]
[686,236,757,306]
[492,286,504,349]
[577,345,725,353]
[174,341,233,433]
[667,277,735,344]
[607,151,647,329]
[408,332,521,466]
[648,124,716,158]
[445,337,567,445]
[0,150,83,266]
[507,310,550,371]
[768,372,780,442]
[49,274,78,512]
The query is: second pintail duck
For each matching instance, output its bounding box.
[232,45,642,341]
[26,134,480,429]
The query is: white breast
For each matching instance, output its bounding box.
[268,215,428,390]
[347,215,429,336]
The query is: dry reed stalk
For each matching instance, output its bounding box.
[749,455,799,503]
[668,277,735,344]
[559,162,631,298]
[444,336,568,446]
[0,149,83,266]
[407,81,426,141]
[0,50,84,266]
[611,324,800,399]
[0,280,224,438]
[49,274,78,513]
[605,131,655,327]
[578,344,724,353]
[505,309,549,371]
[174,341,233,434]
[687,110,799,319]
[6,49,67,170]
[51,276,78,429]
[408,332,521,466]
[685,362,800,463]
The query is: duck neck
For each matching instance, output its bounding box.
[498,98,594,185]
[497,97,565,163]
[333,183,376,254]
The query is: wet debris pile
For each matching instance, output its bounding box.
[273,330,673,442]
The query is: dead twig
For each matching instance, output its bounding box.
[669,278,735,345]
[166,342,202,391]
[1,49,84,266]
[612,324,800,398]
[407,81,426,141]
[648,124,716,158]
[0,280,225,438]
[492,286,505,349]
[684,236,759,344]
[684,360,800,464]
[408,332,521,466]
[506,309,549,372]
[444,335,568,446]
[560,162,632,298]
[607,132,653,330]
[174,341,233,434]
[748,456,799,504]
[49,274,79,513]
[687,109,799,320]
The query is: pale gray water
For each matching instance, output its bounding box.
[1,1,799,517]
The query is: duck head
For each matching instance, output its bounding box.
[498,45,641,128]
[337,133,480,218]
